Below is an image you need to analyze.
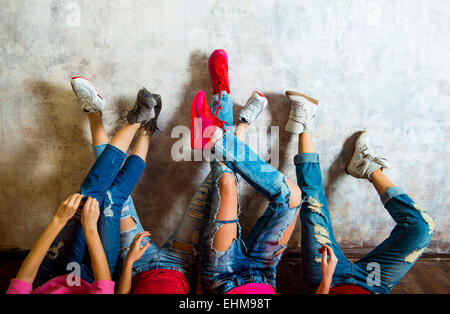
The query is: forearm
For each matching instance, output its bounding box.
[84,228,111,281]
[316,279,332,294]
[16,217,65,284]
[117,259,133,294]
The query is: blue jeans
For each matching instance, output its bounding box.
[36,144,146,285]
[201,129,300,294]
[116,92,234,284]
[295,153,434,294]
[118,173,213,283]
[211,91,233,128]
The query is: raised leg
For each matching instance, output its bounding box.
[79,122,140,202]
[88,112,109,146]
[90,131,150,278]
[294,132,352,288]
[353,171,435,293]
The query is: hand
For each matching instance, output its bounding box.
[81,196,100,232]
[319,244,338,284]
[125,232,151,265]
[54,193,84,224]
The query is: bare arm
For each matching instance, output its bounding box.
[16,194,83,284]
[117,259,133,294]
[81,197,110,281]
[316,279,332,294]
[117,231,151,294]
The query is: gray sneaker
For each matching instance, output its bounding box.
[127,88,161,130]
[284,90,318,134]
[142,93,162,134]
[346,131,390,180]
[70,76,106,113]
[238,91,268,124]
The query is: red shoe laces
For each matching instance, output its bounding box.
[214,63,229,106]
[213,105,228,131]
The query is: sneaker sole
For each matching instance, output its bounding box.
[345,130,367,175]
[191,90,207,150]
[71,76,105,100]
[285,90,318,105]
[244,91,268,122]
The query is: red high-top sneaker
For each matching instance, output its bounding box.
[208,49,230,95]
[191,90,228,150]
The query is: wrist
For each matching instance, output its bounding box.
[124,256,135,268]
[51,216,67,228]
[83,225,99,237]
[321,276,332,287]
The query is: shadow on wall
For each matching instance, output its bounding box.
[0,79,91,246]
[235,92,302,246]
[0,55,387,252]
[325,131,365,201]
[129,51,215,245]
[0,51,216,248]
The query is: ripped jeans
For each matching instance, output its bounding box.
[295,153,434,294]
[117,173,213,284]
[201,129,300,294]
[36,144,146,285]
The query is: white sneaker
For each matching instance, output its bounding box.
[285,90,319,134]
[346,131,390,180]
[238,91,268,124]
[70,76,106,113]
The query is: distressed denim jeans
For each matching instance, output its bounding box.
[295,153,434,294]
[115,91,235,284]
[118,173,213,284]
[201,129,300,294]
[37,144,146,285]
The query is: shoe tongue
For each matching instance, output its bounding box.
[215,62,228,79]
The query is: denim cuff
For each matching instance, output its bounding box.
[127,154,147,170]
[93,143,108,158]
[380,187,405,206]
[294,153,320,165]
[105,144,128,159]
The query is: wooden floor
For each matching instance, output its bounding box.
[276,257,450,294]
[1,253,448,294]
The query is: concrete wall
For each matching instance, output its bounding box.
[0,0,448,253]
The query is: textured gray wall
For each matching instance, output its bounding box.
[0,0,448,253]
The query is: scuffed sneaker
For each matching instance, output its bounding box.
[284,90,318,134]
[238,91,268,124]
[70,76,106,113]
[346,131,390,180]
[127,87,160,126]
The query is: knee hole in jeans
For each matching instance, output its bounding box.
[120,216,137,232]
[274,209,300,256]
[286,178,302,209]
[213,222,238,252]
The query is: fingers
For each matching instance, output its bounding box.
[68,194,79,207]
[142,241,151,251]
[68,193,84,211]
[322,244,337,262]
[73,194,84,210]
[84,196,93,210]
[90,197,99,211]
[133,231,151,244]
[321,245,328,265]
